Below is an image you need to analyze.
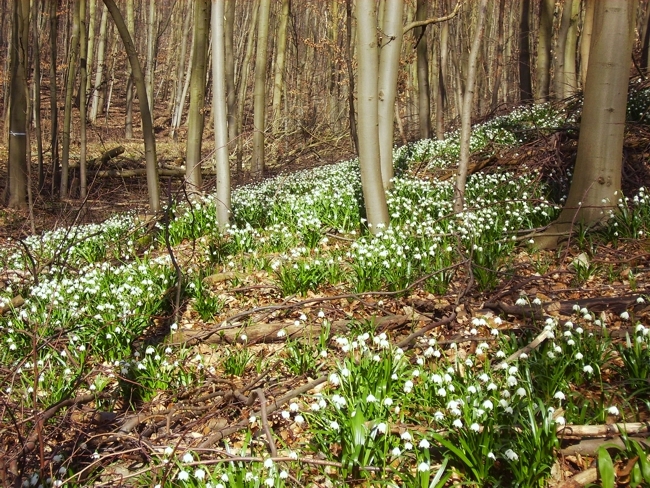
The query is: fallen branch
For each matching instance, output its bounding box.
[555,468,598,488]
[560,435,650,456]
[0,295,24,315]
[69,146,125,169]
[557,422,650,440]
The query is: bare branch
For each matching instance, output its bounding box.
[403,1,463,35]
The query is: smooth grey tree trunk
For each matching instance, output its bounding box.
[170,0,191,141]
[271,0,290,137]
[453,0,488,213]
[377,0,403,189]
[251,0,271,176]
[224,0,237,147]
[49,0,60,194]
[536,0,554,101]
[211,0,231,228]
[535,0,635,248]
[580,0,596,88]
[89,4,107,124]
[185,0,209,192]
[125,0,134,138]
[415,0,431,140]
[80,0,88,199]
[356,0,389,234]
[103,0,160,212]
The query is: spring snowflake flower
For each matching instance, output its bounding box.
[366,394,378,403]
[555,416,566,425]
[554,391,565,401]
[391,447,401,457]
[583,365,594,374]
[277,329,286,338]
[419,439,430,449]
[376,422,387,434]
[418,462,430,472]
[452,419,463,428]
[487,452,496,460]
[470,423,480,432]
[607,406,620,416]
[264,477,274,487]
[295,414,305,425]
[289,402,300,412]
[182,452,194,463]
[504,449,519,461]
[515,297,528,306]
[620,311,630,320]
[177,470,189,481]
[383,397,393,406]
[194,469,206,480]
[483,399,494,410]
[328,373,340,386]
[404,380,414,393]
[264,458,274,469]
[401,431,412,441]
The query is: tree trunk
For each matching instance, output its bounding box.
[89,4,107,124]
[518,0,532,103]
[580,0,596,88]
[32,0,44,190]
[60,0,80,197]
[170,0,191,142]
[454,0,488,213]
[124,0,134,138]
[145,0,156,115]
[86,0,96,94]
[185,0,209,192]
[415,0,431,140]
[436,13,449,140]
[345,0,360,154]
[251,0,272,176]
[555,0,573,99]
[211,0,231,228]
[79,0,88,199]
[6,0,30,208]
[563,0,580,97]
[235,1,259,173]
[49,0,60,194]
[536,0,554,101]
[224,0,236,147]
[356,0,389,234]
[535,0,635,249]
[377,0,403,189]
[271,0,290,139]
[103,0,160,212]
[491,0,506,110]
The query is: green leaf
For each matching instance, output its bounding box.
[430,432,474,468]
[630,440,650,481]
[598,447,615,488]
[429,457,452,488]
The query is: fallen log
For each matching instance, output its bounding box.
[557,422,650,440]
[0,295,25,315]
[560,436,650,456]
[69,146,125,169]
[93,167,215,178]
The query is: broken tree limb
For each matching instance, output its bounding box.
[555,468,598,488]
[0,295,25,315]
[93,167,215,178]
[557,422,650,440]
[560,436,650,457]
[69,146,126,169]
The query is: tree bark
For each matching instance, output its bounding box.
[89,4,107,124]
[271,0,290,139]
[103,0,160,212]
[491,0,506,110]
[79,0,88,199]
[170,0,191,142]
[211,0,231,228]
[145,0,156,115]
[49,0,60,194]
[124,0,134,138]
[251,0,272,176]
[6,0,30,208]
[436,10,449,140]
[454,0,488,213]
[377,0,403,189]
[224,0,236,147]
[579,0,596,88]
[563,0,580,97]
[518,0,532,103]
[60,0,80,197]
[415,0,431,140]
[356,0,389,233]
[185,0,209,192]
[32,0,44,190]
[555,0,573,99]
[345,0,359,154]
[535,0,635,249]
[536,0,554,101]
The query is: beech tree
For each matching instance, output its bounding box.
[536,0,635,249]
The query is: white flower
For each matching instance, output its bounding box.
[607,405,620,416]
[583,365,594,374]
[516,387,527,397]
[620,311,630,320]
[417,462,430,472]
[329,373,340,386]
[264,477,274,487]
[504,449,519,461]
[554,391,565,401]
[555,416,566,425]
[277,329,286,338]
[383,397,393,406]
[404,380,414,393]
[391,447,401,457]
[419,438,430,449]
[295,414,305,425]
[145,346,155,355]
[194,468,206,480]
[366,394,377,403]
[177,470,189,481]
[289,402,300,412]
[330,420,340,431]
[452,419,463,428]
[182,452,194,463]
[400,431,412,441]
[376,422,387,434]
[487,452,496,460]
[483,399,494,410]
[264,458,274,469]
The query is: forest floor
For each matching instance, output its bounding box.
[1,92,650,487]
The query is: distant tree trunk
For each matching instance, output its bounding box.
[579,0,595,88]
[145,0,156,115]
[6,0,29,208]
[377,0,403,189]
[79,0,88,199]
[86,0,96,94]
[536,0,635,249]
[518,0,532,103]
[235,2,259,173]
[356,0,389,233]
[49,0,60,194]
[89,4,107,124]
[251,0,271,176]
[60,0,80,197]
[345,0,360,154]
[454,0,488,213]
[415,0,431,140]
[563,0,580,97]
[170,0,192,142]
[185,0,209,192]
[491,0,506,109]
[124,0,134,138]
[271,0,290,140]
[32,0,44,190]
[211,0,231,228]
[436,15,449,139]
[555,0,573,99]
[224,0,236,147]
[642,3,650,73]
[103,0,160,212]
[536,0,554,101]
